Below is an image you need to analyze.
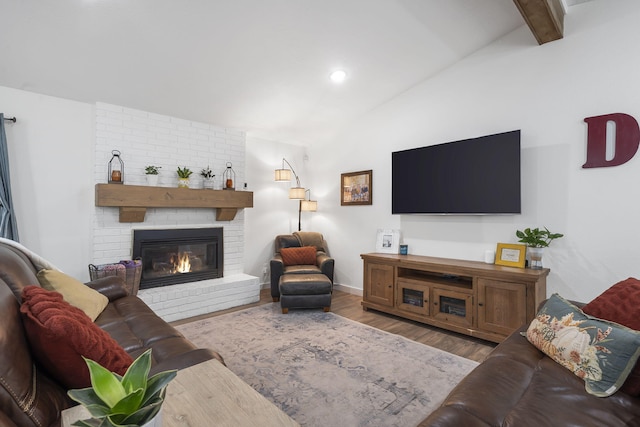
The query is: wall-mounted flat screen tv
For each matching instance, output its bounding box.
[392,130,521,214]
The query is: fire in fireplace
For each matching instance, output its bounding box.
[132,228,223,289]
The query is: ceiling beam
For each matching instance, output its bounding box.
[513,0,565,45]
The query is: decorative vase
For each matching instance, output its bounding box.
[528,247,544,269]
[178,177,190,188]
[146,175,159,186]
[202,177,215,190]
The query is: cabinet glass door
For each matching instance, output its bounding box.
[432,287,473,327]
[396,280,430,316]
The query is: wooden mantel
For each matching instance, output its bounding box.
[95,184,253,222]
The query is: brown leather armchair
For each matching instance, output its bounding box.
[270,231,334,302]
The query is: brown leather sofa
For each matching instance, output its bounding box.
[420,320,640,426]
[0,241,221,427]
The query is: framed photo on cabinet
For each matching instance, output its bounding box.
[376,229,399,254]
[341,170,372,205]
[494,243,526,268]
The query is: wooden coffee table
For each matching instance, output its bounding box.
[62,358,299,427]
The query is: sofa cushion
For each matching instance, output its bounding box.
[280,246,317,266]
[582,277,640,395]
[526,293,640,397]
[37,269,108,321]
[582,278,640,330]
[20,286,133,389]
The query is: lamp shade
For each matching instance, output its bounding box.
[289,187,306,199]
[274,168,291,182]
[301,200,317,212]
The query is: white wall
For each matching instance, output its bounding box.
[244,136,307,284]
[302,0,640,301]
[0,86,94,279]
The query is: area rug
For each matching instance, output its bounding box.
[176,304,478,427]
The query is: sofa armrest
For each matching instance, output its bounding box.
[270,256,284,299]
[317,253,334,283]
[149,348,225,376]
[85,276,129,301]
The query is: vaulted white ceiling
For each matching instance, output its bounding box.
[0,1,587,145]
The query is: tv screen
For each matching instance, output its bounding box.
[392,130,521,214]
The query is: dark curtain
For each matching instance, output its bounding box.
[0,114,19,241]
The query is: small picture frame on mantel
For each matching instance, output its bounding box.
[376,229,400,254]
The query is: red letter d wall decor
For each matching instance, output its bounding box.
[583,113,640,168]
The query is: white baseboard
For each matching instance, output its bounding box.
[333,283,363,296]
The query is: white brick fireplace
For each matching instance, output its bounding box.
[91,102,259,321]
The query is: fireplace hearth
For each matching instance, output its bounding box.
[133,228,223,289]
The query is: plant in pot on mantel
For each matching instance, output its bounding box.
[176,166,193,188]
[67,349,176,427]
[515,227,564,269]
[200,166,215,190]
[144,166,161,186]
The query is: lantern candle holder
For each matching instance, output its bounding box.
[108,150,124,184]
[223,162,235,190]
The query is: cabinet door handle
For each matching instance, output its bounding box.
[433,302,438,306]
[478,302,484,306]
[388,284,392,288]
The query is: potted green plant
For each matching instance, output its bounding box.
[200,166,215,189]
[144,166,161,186]
[515,227,564,269]
[176,166,193,188]
[67,349,176,427]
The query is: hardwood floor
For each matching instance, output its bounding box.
[172,289,496,363]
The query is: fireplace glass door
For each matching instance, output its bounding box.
[133,228,223,289]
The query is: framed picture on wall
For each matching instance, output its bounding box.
[494,243,526,268]
[341,170,372,206]
[376,229,400,254]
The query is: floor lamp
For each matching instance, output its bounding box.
[298,189,318,231]
[275,158,317,230]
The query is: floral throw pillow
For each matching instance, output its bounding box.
[526,293,640,397]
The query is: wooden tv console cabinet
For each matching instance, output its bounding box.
[361,253,549,343]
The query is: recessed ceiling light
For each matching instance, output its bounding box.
[329,70,347,83]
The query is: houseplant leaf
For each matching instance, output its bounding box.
[85,359,126,408]
[121,349,151,394]
[141,371,176,407]
[69,349,174,427]
[118,399,164,426]
[109,388,146,417]
[67,388,109,413]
